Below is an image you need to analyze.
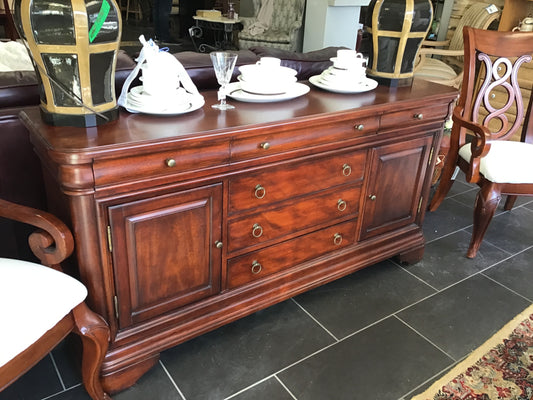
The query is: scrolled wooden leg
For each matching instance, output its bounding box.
[504,195,517,211]
[467,184,501,259]
[72,302,112,400]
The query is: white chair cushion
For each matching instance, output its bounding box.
[459,140,533,183]
[0,258,87,367]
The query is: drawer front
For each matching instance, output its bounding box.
[228,184,361,253]
[226,220,357,289]
[93,141,230,186]
[231,116,378,161]
[380,104,449,131]
[228,150,366,213]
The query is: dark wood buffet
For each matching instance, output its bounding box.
[21,79,457,393]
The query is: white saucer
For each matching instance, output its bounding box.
[124,86,205,115]
[309,75,378,94]
[237,75,297,95]
[227,82,310,103]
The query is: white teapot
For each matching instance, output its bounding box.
[513,17,533,32]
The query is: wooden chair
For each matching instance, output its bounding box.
[0,198,111,399]
[414,3,501,88]
[429,26,533,258]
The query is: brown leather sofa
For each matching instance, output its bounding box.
[0,45,341,259]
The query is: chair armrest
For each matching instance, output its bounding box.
[0,199,74,267]
[421,39,450,47]
[239,16,256,30]
[419,48,464,57]
[452,107,492,182]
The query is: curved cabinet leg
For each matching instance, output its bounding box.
[101,354,160,394]
[72,302,112,400]
[467,184,501,258]
[396,245,424,265]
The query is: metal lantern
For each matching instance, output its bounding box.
[14,0,122,127]
[364,0,433,86]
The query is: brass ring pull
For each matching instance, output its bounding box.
[354,124,364,131]
[165,158,176,167]
[337,199,347,212]
[254,184,266,199]
[414,113,423,120]
[260,142,270,150]
[342,164,352,177]
[251,260,262,274]
[369,194,377,201]
[333,233,343,246]
[252,223,263,238]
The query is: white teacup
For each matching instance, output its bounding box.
[256,56,282,69]
[332,49,367,71]
[141,64,180,97]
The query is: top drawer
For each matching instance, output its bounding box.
[380,104,449,131]
[231,115,378,162]
[93,140,230,186]
[228,150,366,214]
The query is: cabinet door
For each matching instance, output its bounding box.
[108,184,222,328]
[359,135,433,240]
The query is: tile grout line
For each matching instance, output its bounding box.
[159,360,187,400]
[290,298,339,341]
[48,353,66,391]
[274,375,298,400]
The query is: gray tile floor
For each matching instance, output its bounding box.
[3,171,533,400]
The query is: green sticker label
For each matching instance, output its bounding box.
[89,0,111,43]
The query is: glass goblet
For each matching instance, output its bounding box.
[210,51,238,110]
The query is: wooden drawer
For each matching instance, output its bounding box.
[380,104,449,131]
[228,150,366,213]
[226,220,357,289]
[227,184,361,253]
[93,141,230,186]
[231,115,378,162]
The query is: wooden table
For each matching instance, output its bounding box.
[21,79,457,393]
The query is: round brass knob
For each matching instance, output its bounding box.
[369,194,377,201]
[215,241,223,249]
[165,158,176,167]
[252,223,263,238]
[333,233,343,246]
[354,124,364,131]
[254,184,266,199]
[260,142,271,150]
[342,164,352,177]
[251,260,262,274]
[414,113,423,120]
[337,199,347,212]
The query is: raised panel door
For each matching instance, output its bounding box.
[359,135,434,240]
[108,184,222,328]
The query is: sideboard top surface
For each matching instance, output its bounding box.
[21,79,457,157]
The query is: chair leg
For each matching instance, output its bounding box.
[467,183,501,258]
[428,151,459,212]
[71,302,112,400]
[504,195,517,211]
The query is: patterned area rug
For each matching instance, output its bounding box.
[412,303,533,400]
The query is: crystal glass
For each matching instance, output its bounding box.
[210,51,238,110]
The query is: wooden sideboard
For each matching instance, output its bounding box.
[21,80,457,393]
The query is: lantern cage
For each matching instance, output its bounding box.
[365,0,433,87]
[14,0,122,127]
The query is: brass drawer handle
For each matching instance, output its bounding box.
[342,164,352,177]
[251,260,262,274]
[165,158,176,167]
[254,184,266,199]
[369,194,377,201]
[252,223,263,238]
[215,241,223,249]
[337,199,347,212]
[414,113,423,120]
[354,124,364,131]
[260,142,271,150]
[333,233,343,246]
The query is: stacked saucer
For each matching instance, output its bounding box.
[237,57,298,95]
[309,49,378,94]
[126,86,203,115]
